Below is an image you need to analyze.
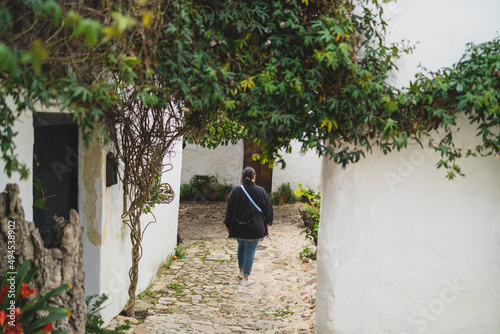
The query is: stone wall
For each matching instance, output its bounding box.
[0,184,85,333]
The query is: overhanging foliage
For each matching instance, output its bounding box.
[1,1,499,179]
[186,1,499,175]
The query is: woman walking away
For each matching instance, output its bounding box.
[224,167,274,286]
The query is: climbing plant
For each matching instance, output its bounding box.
[188,0,499,177]
[0,0,217,317]
[401,39,500,178]
[0,0,498,317]
[183,114,248,149]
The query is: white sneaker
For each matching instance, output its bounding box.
[241,278,254,286]
[238,272,244,279]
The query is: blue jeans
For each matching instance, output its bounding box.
[237,240,259,277]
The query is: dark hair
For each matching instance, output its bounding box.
[241,167,256,184]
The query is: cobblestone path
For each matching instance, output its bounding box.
[108,202,316,333]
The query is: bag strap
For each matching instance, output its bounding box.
[240,185,263,213]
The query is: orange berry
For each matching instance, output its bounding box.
[173,256,177,260]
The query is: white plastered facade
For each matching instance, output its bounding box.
[80,137,182,323]
[0,103,182,324]
[316,0,500,333]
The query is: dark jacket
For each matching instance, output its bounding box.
[224,181,274,239]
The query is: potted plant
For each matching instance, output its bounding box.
[179,183,194,201]
[217,183,234,201]
[271,182,297,205]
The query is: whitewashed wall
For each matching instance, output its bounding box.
[272,143,322,193]
[316,0,500,333]
[181,141,244,186]
[182,140,322,192]
[81,137,182,323]
[0,112,181,324]
[0,107,34,221]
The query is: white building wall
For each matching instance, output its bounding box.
[316,0,500,333]
[384,0,500,89]
[272,141,322,193]
[181,140,244,186]
[81,137,182,323]
[182,140,322,192]
[0,107,34,221]
[0,100,183,324]
[79,136,105,304]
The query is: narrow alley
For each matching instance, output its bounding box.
[109,202,316,333]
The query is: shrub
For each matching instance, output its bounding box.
[299,246,316,261]
[270,182,297,205]
[0,261,71,334]
[179,183,194,199]
[173,246,187,260]
[294,184,321,259]
[217,183,234,200]
[190,175,217,200]
[180,174,233,201]
[85,294,125,334]
[297,205,320,246]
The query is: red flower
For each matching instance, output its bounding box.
[0,286,8,305]
[39,322,53,333]
[15,307,22,318]
[2,308,24,334]
[0,310,6,326]
[3,322,24,334]
[18,284,36,300]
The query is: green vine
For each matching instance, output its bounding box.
[404,39,500,178]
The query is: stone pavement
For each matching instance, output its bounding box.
[108,202,316,333]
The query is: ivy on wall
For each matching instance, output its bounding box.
[403,40,500,178]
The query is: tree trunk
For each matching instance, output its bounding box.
[124,213,142,317]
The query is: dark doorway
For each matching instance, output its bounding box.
[33,113,78,247]
[243,140,273,193]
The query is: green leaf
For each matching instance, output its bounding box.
[22,284,71,317]
[74,18,91,36]
[223,100,236,110]
[457,99,467,111]
[34,0,62,26]
[25,310,70,333]
[112,12,138,32]
[0,43,18,73]
[84,21,102,47]
[71,86,91,102]
[24,266,39,285]
[64,11,81,26]
[0,7,12,31]
[20,40,49,74]
[123,56,141,65]
[36,198,45,209]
